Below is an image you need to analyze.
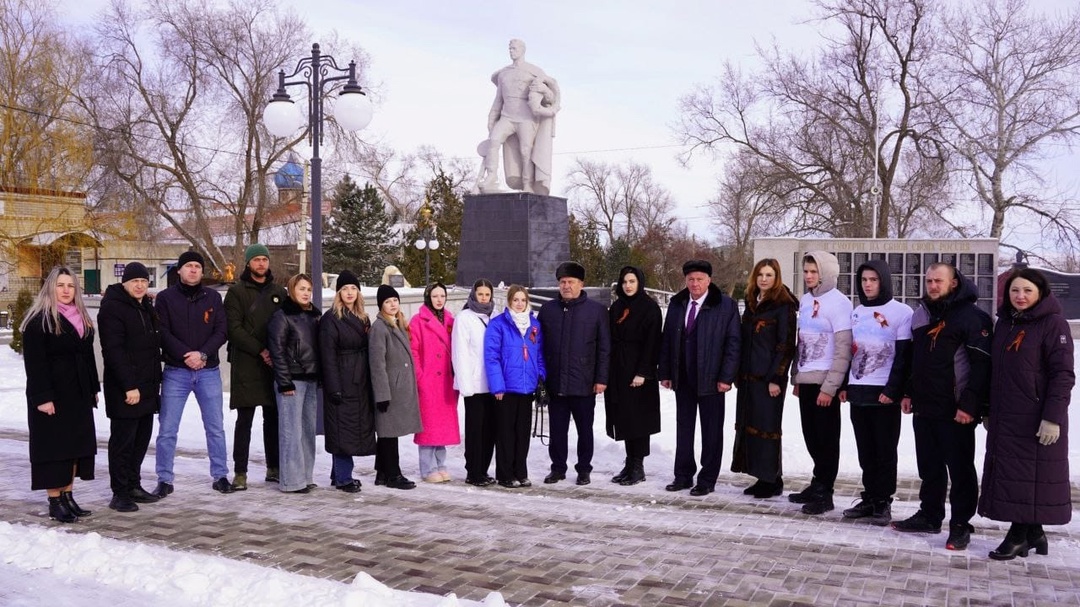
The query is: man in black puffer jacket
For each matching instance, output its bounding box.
[538,261,611,486]
[894,263,992,552]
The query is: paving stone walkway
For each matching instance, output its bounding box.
[1,430,1078,606]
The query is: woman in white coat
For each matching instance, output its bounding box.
[452,279,497,486]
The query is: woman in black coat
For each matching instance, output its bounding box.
[979,268,1074,560]
[21,266,100,523]
[319,271,376,493]
[604,266,662,486]
[731,258,797,498]
[98,262,163,512]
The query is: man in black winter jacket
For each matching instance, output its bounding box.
[658,260,741,497]
[537,261,611,486]
[894,263,992,552]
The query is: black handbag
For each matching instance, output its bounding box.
[532,380,550,445]
[533,379,550,407]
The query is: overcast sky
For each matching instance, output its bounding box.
[67,0,1078,246]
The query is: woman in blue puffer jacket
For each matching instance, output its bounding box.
[484,285,546,489]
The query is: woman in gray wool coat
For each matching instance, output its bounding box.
[369,284,423,490]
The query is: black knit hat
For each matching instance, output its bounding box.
[377,284,400,309]
[336,270,360,291]
[177,250,205,269]
[682,259,712,276]
[555,261,586,281]
[121,262,150,283]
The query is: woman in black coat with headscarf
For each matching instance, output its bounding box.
[98,262,163,512]
[319,271,377,493]
[979,268,1074,560]
[604,266,662,485]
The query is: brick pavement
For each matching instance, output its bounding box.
[1,430,1078,607]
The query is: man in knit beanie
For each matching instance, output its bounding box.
[224,243,287,489]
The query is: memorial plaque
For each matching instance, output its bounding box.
[905,275,922,299]
[923,253,939,267]
[854,252,869,268]
[888,253,904,274]
[905,253,921,275]
[870,252,886,261]
[837,252,852,274]
[959,253,976,276]
[1049,282,1071,298]
[892,275,903,297]
[976,299,993,315]
[977,276,995,299]
[838,273,852,296]
[978,254,994,275]
[940,252,957,266]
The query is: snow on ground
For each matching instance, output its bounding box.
[0,342,1078,605]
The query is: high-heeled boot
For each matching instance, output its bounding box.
[48,496,77,523]
[61,490,91,517]
[1027,524,1048,556]
[989,523,1030,560]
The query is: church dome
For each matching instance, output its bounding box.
[274,159,304,190]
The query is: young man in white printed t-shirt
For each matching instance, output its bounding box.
[789,251,853,515]
[838,260,912,526]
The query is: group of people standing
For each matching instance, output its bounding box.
[20,247,1073,563]
[729,251,1073,561]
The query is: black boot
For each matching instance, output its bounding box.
[611,459,630,484]
[109,493,139,513]
[619,458,646,486]
[48,496,77,523]
[60,491,91,517]
[989,523,1030,561]
[1027,524,1048,556]
[751,477,783,499]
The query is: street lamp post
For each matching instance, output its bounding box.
[413,200,439,286]
[262,43,373,308]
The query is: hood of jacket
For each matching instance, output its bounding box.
[855,259,893,307]
[103,282,152,311]
[922,267,979,314]
[804,250,839,296]
[239,266,277,287]
[996,290,1064,322]
[614,265,647,302]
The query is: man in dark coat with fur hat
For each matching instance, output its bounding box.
[658,260,741,497]
[537,261,611,486]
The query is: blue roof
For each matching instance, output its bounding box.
[274,160,304,189]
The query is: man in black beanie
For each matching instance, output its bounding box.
[224,243,287,489]
[658,259,741,497]
[153,250,233,496]
[537,261,611,486]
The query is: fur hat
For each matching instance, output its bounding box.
[555,261,586,281]
[682,259,712,276]
[121,262,150,283]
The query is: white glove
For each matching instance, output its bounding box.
[1036,419,1060,446]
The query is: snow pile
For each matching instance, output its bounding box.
[0,521,506,607]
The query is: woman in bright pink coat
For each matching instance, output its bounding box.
[410,282,461,482]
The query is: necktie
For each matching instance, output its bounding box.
[686,300,698,333]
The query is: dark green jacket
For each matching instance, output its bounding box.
[224,268,287,409]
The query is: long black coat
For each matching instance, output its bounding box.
[978,294,1074,525]
[225,270,286,409]
[23,312,99,465]
[98,283,162,418]
[320,309,377,456]
[604,282,662,441]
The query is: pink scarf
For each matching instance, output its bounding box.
[57,302,85,338]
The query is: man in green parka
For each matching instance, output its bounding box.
[224,243,287,489]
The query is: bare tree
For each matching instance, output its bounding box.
[677,0,947,239]
[0,0,93,190]
[78,0,368,272]
[927,0,1080,258]
[565,158,676,244]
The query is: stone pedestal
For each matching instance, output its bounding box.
[456,193,570,288]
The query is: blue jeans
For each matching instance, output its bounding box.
[277,380,318,492]
[418,445,447,477]
[156,366,229,483]
[331,454,354,485]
